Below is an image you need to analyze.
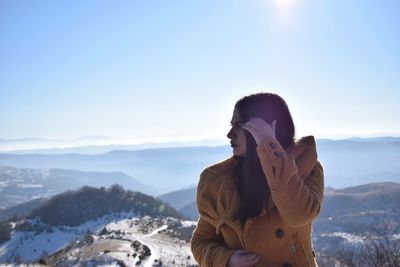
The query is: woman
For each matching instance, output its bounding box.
[191,92,324,267]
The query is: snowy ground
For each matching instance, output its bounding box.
[0,212,198,266]
[320,232,364,244]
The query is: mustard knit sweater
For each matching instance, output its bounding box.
[191,136,324,267]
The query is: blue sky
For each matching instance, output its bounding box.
[1,0,399,142]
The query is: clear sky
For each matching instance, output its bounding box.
[1,0,399,142]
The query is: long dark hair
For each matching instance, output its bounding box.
[233,92,295,224]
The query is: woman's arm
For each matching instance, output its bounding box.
[256,137,324,227]
[242,118,324,227]
[190,171,237,267]
[191,216,236,267]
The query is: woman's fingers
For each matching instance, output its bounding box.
[228,250,261,267]
[243,254,260,262]
[242,117,276,144]
[237,251,260,266]
[244,118,272,132]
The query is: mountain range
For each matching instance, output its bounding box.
[1,137,399,195]
[0,166,155,210]
[0,136,226,154]
[0,146,231,193]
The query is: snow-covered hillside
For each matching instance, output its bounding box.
[0,212,198,266]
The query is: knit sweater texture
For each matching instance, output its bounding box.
[191,136,324,267]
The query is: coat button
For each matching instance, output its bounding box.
[274,151,286,158]
[282,263,293,267]
[269,142,279,149]
[275,228,284,238]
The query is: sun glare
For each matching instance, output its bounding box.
[274,0,298,9]
[269,0,300,26]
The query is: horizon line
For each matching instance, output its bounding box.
[2,131,400,141]
[1,133,400,153]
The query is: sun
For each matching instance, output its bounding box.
[274,0,298,9]
[269,0,300,25]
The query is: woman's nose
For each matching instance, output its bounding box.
[227,127,234,139]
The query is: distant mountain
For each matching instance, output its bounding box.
[345,136,400,142]
[179,202,198,220]
[0,166,156,210]
[0,137,226,154]
[158,186,199,220]
[330,181,400,194]
[315,182,400,232]
[0,146,232,193]
[159,187,197,211]
[315,138,400,187]
[1,137,400,192]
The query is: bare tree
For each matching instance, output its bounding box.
[330,224,400,267]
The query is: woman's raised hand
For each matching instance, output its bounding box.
[242,117,276,145]
[227,249,261,267]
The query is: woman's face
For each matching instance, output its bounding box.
[227,108,247,157]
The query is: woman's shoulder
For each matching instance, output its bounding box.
[196,157,238,217]
[197,156,238,194]
[286,135,317,158]
[287,135,322,178]
[293,135,316,146]
[201,156,239,177]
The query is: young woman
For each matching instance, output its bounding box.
[191,92,324,267]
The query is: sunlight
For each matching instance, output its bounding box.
[274,0,298,9]
[269,0,301,26]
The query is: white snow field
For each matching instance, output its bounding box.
[0,212,198,266]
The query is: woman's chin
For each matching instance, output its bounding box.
[232,149,245,157]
